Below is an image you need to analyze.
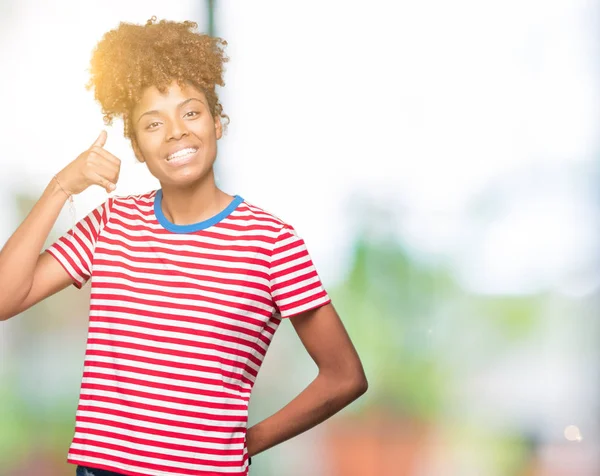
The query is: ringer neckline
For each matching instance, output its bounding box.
[154,189,244,233]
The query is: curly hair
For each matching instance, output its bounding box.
[86,16,229,139]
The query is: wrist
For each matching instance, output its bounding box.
[45,176,71,205]
[52,174,73,201]
[47,177,66,197]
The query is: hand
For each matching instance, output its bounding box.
[55,130,121,195]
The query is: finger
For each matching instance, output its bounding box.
[95,161,120,186]
[91,145,121,166]
[92,171,116,193]
[91,130,107,149]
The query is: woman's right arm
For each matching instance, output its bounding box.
[0,181,76,320]
[0,130,121,321]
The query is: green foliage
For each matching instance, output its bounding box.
[331,233,543,422]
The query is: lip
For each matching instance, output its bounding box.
[165,147,199,167]
[166,143,199,157]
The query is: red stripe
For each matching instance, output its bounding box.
[80,382,249,411]
[68,451,247,475]
[73,426,243,456]
[75,415,246,443]
[70,437,243,465]
[86,324,266,364]
[108,215,278,244]
[85,337,258,374]
[82,372,249,402]
[78,393,246,423]
[276,279,323,302]
[270,259,313,285]
[51,241,87,282]
[76,405,245,434]
[91,271,274,308]
[273,269,318,292]
[85,348,255,384]
[92,260,270,293]
[279,290,329,314]
[92,283,271,324]
[99,231,270,256]
[45,248,83,288]
[94,247,269,278]
[87,307,271,351]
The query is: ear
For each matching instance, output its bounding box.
[131,136,146,163]
[214,116,223,140]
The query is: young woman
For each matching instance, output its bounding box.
[0,18,367,476]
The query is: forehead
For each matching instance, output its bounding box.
[134,81,208,114]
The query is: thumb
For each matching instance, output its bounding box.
[92,130,107,148]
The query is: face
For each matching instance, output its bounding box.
[130,80,222,187]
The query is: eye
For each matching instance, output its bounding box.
[184,111,200,118]
[146,122,161,130]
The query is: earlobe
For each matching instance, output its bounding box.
[215,117,223,140]
[131,137,146,163]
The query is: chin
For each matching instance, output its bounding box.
[161,166,214,188]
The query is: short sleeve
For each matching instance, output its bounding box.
[269,224,331,318]
[45,198,112,289]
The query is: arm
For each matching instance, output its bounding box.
[0,179,74,320]
[0,131,121,321]
[245,302,368,458]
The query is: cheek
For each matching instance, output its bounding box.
[138,134,164,158]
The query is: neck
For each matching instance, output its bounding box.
[159,170,233,226]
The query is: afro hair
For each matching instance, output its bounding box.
[86,16,229,139]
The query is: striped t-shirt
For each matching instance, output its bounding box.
[45,189,330,476]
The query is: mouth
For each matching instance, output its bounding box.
[166,147,198,166]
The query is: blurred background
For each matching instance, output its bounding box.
[0,0,599,475]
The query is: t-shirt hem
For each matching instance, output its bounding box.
[45,248,84,289]
[67,457,250,476]
[281,296,332,319]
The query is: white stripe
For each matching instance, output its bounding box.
[81,365,252,400]
[91,252,270,287]
[98,235,271,262]
[276,285,325,308]
[68,449,245,474]
[75,420,244,450]
[85,330,265,371]
[91,270,272,302]
[80,377,250,407]
[70,432,241,462]
[49,244,87,283]
[68,455,193,476]
[90,288,271,325]
[102,223,276,249]
[79,388,248,417]
[87,317,269,353]
[271,274,321,299]
[281,294,330,318]
[74,406,246,438]
[91,276,273,314]
[107,216,278,240]
[71,431,243,461]
[75,399,247,427]
[86,342,257,377]
[84,355,255,390]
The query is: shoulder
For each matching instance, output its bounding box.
[109,189,157,210]
[236,197,298,237]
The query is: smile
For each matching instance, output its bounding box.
[166,147,198,165]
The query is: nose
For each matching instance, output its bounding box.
[166,117,189,141]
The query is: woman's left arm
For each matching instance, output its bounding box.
[246,302,368,458]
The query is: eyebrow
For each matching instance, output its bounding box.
[136,97,206,124]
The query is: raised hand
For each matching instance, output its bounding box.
[54,130,121,195]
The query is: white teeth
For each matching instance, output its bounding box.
[167,148,197,161]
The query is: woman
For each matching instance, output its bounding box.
[0,17,367,476]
